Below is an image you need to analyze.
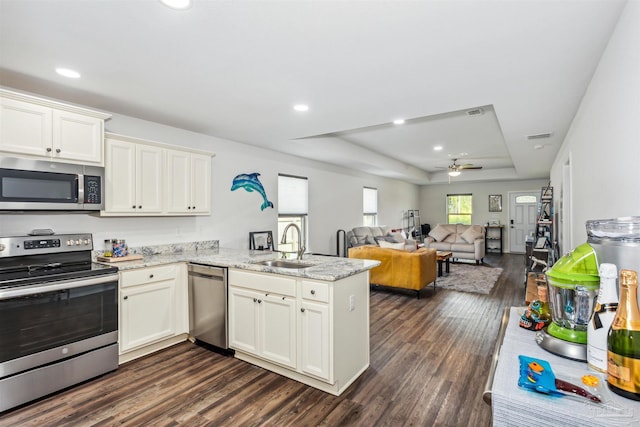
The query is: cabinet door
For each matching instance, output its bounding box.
[120,280,176,353]
[136,144,163,213]
[260,295,296,368]
[190,153,211,214]
[52,110,103,165]
[165,149,191,214]
[300,300,331,381]
[0,97,52,157]
[228,286,259,355]
[105,138,136,213]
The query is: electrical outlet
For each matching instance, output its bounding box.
[349,295,356,312]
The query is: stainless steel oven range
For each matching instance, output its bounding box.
[0,233,119,412]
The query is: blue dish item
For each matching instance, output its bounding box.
[517,355,602,403]
[518,355,561,396]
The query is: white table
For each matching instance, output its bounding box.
[486,307,639,426]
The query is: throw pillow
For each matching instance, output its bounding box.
[461,225,484,243]
[404,243,417,252]
[429,225,451,242]
[388,232,405,243]
[378,240,406,250]
[374,235,394,244]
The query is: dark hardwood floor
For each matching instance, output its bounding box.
[0,253,525,427]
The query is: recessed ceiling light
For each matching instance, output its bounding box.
[56,68,80,79]
[393,119,405,125]
[293,104,309,112]
[433,145,443,151]
[160,0,192,10]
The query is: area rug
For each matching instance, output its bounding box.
[436,263,503,294]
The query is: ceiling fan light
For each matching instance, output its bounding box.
[448,170,461,177]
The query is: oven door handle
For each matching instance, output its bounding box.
[0,274,118,300]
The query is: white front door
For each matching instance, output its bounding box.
[509,191,538,253]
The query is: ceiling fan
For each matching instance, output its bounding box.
[445,158,483,177]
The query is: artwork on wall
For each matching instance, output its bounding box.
[249,231,274,250]
[489,194,502,212]
[231,173,274,211]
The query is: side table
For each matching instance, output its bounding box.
[436,251,452,277]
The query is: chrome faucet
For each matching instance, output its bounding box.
[281,223,305,260]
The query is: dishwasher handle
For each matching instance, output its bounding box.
[188,263,226,280]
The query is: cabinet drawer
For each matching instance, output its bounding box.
[120,264,178,288]
[301,280,329,303]
[229,269,296,297]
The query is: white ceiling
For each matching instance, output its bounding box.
[0,0,626,184]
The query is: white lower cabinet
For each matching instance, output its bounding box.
[118,264,188,363]
[229,286,296,368]
[300,299,330,381]
[228,269,369,396]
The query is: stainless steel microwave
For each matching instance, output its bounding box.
[0,157,104,211]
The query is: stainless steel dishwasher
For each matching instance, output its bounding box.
[188,263,232,355]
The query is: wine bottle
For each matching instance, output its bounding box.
[607,269,640,401]
[588,263,619,373]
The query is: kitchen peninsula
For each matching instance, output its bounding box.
[102,244,379,396]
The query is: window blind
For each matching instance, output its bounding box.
[278,174,308,214]
[363,187,377,214]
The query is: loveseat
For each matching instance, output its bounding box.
[424,224,486,264]
[346,226,416,249]
[348,245,437,298]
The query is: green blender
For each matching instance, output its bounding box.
[535,243,600,361]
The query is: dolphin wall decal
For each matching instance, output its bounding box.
[230,173,274,211]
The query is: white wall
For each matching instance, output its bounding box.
[419,178,549,251]
[0,110,419,255]
[550,0,640,249]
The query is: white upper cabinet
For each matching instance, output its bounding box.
[104,136,163,214]
[166,149,211,214]
[0,89,110,165]
[103,133,213,217]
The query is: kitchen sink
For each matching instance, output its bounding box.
[252,260,314,269]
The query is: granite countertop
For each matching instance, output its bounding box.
[102,247,380,282]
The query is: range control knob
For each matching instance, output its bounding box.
[67,240,74,246]
[0,244,5,252]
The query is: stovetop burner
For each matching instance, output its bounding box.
[0,233,118,288]
[0,262,118,289]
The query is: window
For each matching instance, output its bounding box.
[278,174,308,253]
[363,187,377,226]
[447,194,472,224]
[516,195,537,204]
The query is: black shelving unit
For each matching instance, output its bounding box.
[485,225,504,254]
[525,184,556,280]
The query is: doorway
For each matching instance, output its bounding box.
[508,191,538,253]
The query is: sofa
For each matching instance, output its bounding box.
[346,226,417,249]
[424,224,486,264]
[348,245,437,298]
